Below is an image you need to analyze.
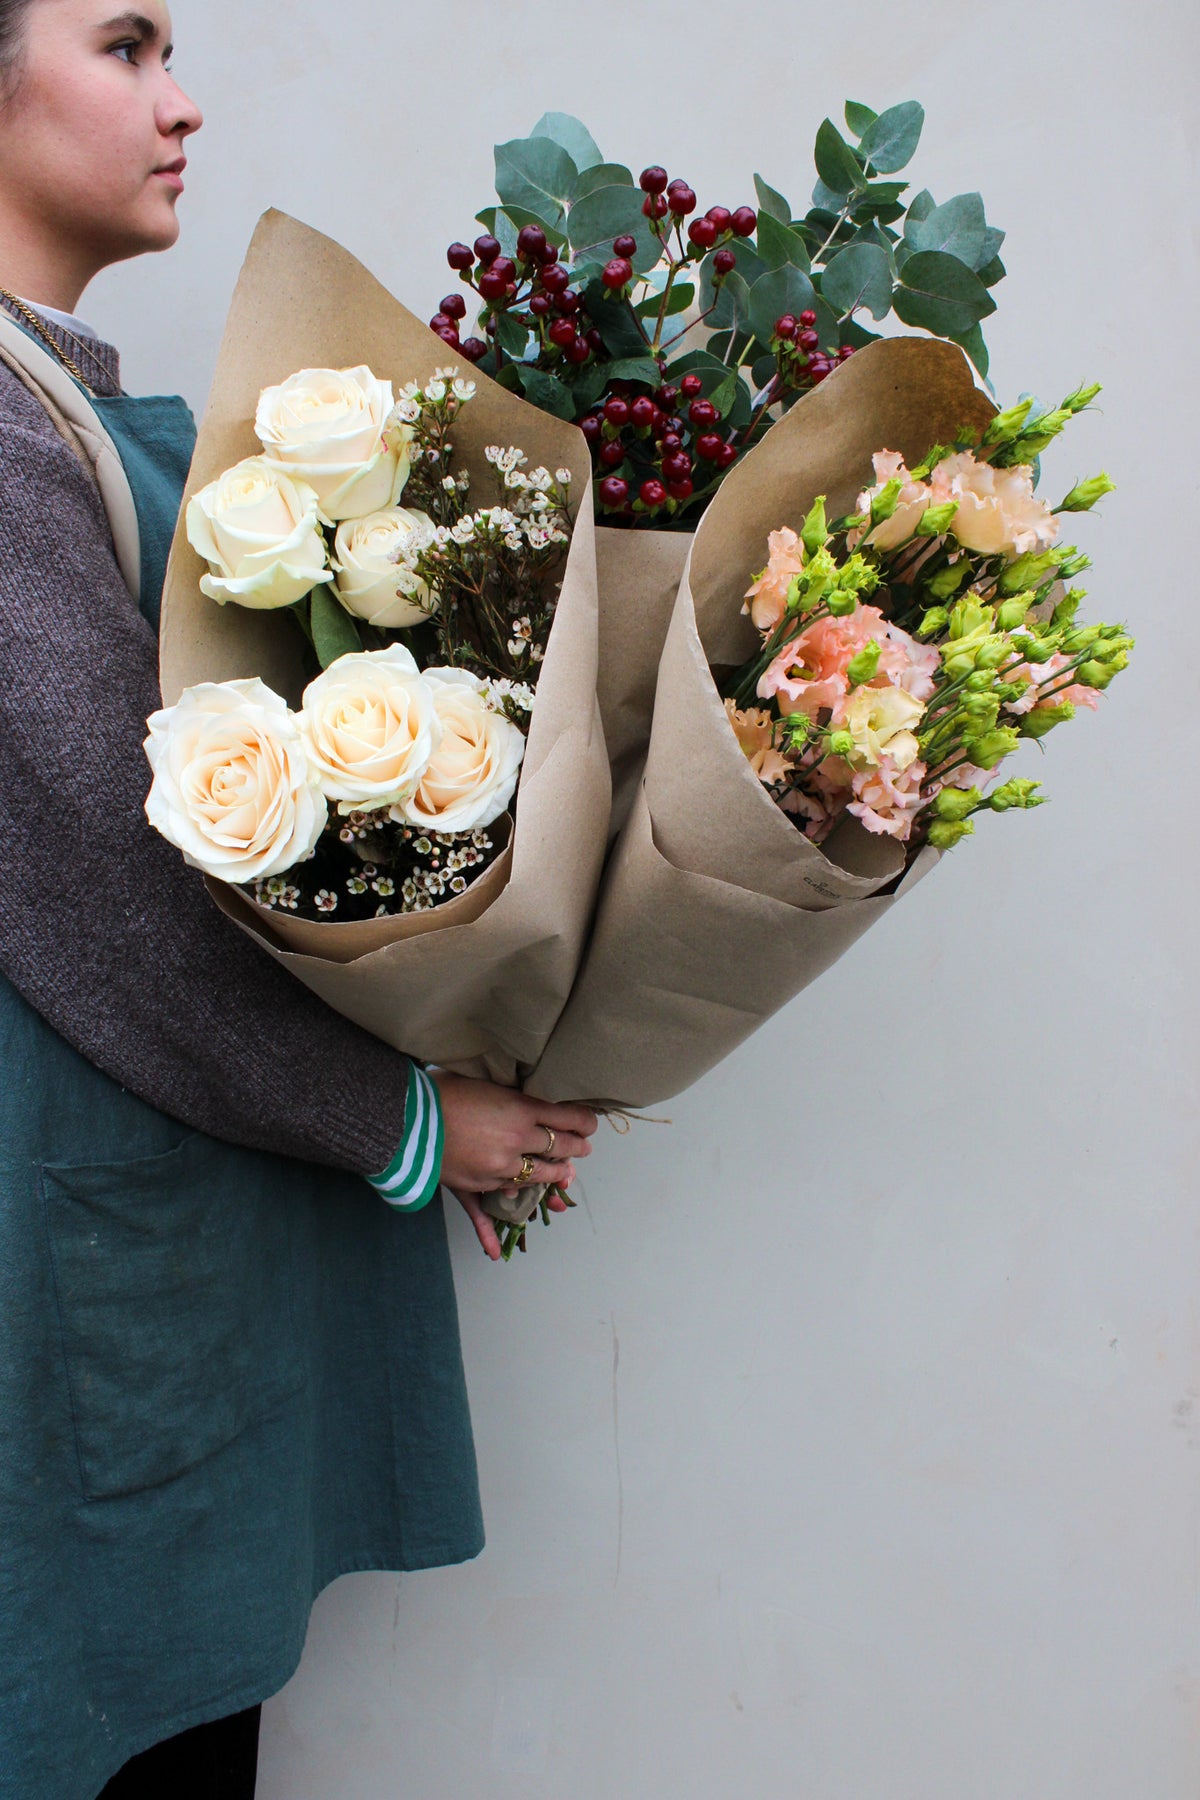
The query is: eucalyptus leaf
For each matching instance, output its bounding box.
[567,184,659,273]
[748,265,820,348]
[494,310,532,356]
[810,179,850,215]
[310,587,363,669]
[821,242,893,320]
[475,203,566,250]
[604,356,661,386]
[755,210,812,272]
[976,254,1007,288]
[700,244,765,326]
[974,224,1006,271]
[586,285,651,356]
[515,365,576,419]
[904,191,987,266]
[709,371,739,418]
[561,359,610,411]
[529,112,603,174]
[906,187,936,224]
[814,118,866,196]
[476,208,519,259]
[949,321,990,381]
[858,101,924,173]
[572,161,635,200]
[753,173,792,222]
[844,100,878,137]
[635,279,695,318]
[893,249,996,336]
[494,136,578,226]
[751,353,776,390]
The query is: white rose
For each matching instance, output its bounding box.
[144,679,326,883]
[299,645,440,809]
[255,365,410,522]
[331,506,438,628]
[185,457,333,610]
[395,668,525,833]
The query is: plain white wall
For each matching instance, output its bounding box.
[91,2,1199,1793]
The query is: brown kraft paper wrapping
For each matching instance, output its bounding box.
[159,210,610,1086]
[528,336,995,1108]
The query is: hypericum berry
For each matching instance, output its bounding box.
[688,398,718,427]
[774,314,798,340]
[599,440,626,468]
[679,373,704,398]
[713,248,737,275]
[660,432,683,452]
[490,257,516,283]
[668,183,697,216]
[654,384,678,410]
[662,450,692,482]
[687,217,717,250]
[459,337,487,362]
[716,442,738,469]
[586,327,604,352]
[809,359,832,384]
[695,432,724,461]
[580,414,603,444]
[429,313,454,332]
[439,293,467,321]
[640,479,667,508]
[706,206,733,235]
[602,257,633,289]
[436,327,460,348]
[604,397,631,428]
[529,292,551,316]
[447,242,475,270]
[730,206,758,236]
[630,395,656,429]
[798,327,819,351]
[540,262,570,293]
[612,234,638,258]
[639,165,669,195]
[667,477,694,500]
[599,476,630,507]
[662,414,684,434]
[555,289,581,314]
[799,308,817,326]
[839,344,856,359]
[517,223,548,260]
[548,317,577,348]
[473,234,501,265]
[642,193,669,219]
[477,269,508,301]
[564,338,591,364]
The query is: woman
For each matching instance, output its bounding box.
[0,4,598,1795]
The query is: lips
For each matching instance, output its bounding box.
[154,156,187,191]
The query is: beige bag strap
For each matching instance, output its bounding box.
[0,310,141,598]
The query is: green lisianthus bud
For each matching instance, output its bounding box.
[964,726,1020,770]
[988,777,1044,812]
[1056,550,1092,579]
[949,598,993,639]
[1050,588,1086,631]
[998,550,1059,596]
[932,785,981,821]
[1057,471,1116,512]
[975,636,1011,670]
[1014,634,1056,664]
[847,640,882,688]
[943,653,976,680]
[925,561,969,601]
[981,399,1035,444]
[910,444,952,480]
[916,605,949,639]
[1077,655,1126,689]
[1061,382,1102,413]
[800,494,829,558]
[825,587,859,617]
[1061,624,1101,654]
[964,670,994,693]
[927,817,975,849]
[995,594,1033,632]
[996,677,1030,705]
[826,729,855,758]
[1009,408,1072,457]
[1096,631,1134,660]
[1020,701,1074,739]
[916,499,959,537]
[838,553,880,596]
[962,693,1000,731]
[869,477,903,526]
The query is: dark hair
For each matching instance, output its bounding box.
[0,0,32,96]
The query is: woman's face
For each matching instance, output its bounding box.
[0,0,202,268]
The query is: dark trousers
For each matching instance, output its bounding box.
[97,1705,261,1798]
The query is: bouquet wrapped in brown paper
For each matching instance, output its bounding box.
[527,337,996,1108]
[156,211,609,1094]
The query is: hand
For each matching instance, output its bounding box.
[431,1071,599,1260]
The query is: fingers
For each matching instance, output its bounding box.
[496,1158,577,1199]
[535,1101,600,1138]
[452,1188,502,1261]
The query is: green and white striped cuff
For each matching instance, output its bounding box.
[366,1065,444,1211]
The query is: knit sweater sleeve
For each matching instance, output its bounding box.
[0,369,414,1176]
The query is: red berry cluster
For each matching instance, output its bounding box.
[581,369,739,516]
[637,165,755,276]
[440,225,604,366]
[772,308,856,388]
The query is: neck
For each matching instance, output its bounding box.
[0,211,102,314]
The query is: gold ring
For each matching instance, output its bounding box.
[516,1155,537,1185]
[540,1126,557,1158]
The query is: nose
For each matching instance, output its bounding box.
[157,75,204,140]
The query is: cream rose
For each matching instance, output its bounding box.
[395,669,525,833]
[837,684,925,771]
[186,457,332,610]
[255,366,410,522]
[144,679,326,883]
[299,646,439,809]
[331,506,438,627]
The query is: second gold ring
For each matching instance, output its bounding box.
[515,1155,538,1185]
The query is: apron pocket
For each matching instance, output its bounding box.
[40,1130,305,1500]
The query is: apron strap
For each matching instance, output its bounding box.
[0,311,141,599]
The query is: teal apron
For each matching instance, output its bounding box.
[0,380,483,1800]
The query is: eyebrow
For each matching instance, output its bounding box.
[97,12,173,54]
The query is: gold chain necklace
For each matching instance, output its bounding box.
[0,287,106,395]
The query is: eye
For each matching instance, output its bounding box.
[109,39,140,63]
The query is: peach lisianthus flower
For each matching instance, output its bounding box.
[835,682,926,772]
[743,526,806,632]
[1003,652,1100,715]
[853,449,934,552]
[723,699,791,785]
[928,451,1058,560]
[757,605,939,717]
[847,755,927,840]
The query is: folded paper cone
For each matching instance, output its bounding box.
[159,210,610,1086]
[528,336,994,1106]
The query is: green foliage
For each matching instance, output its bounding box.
[310,586,363,668]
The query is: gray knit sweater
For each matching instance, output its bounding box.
[0,319,410,1174]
